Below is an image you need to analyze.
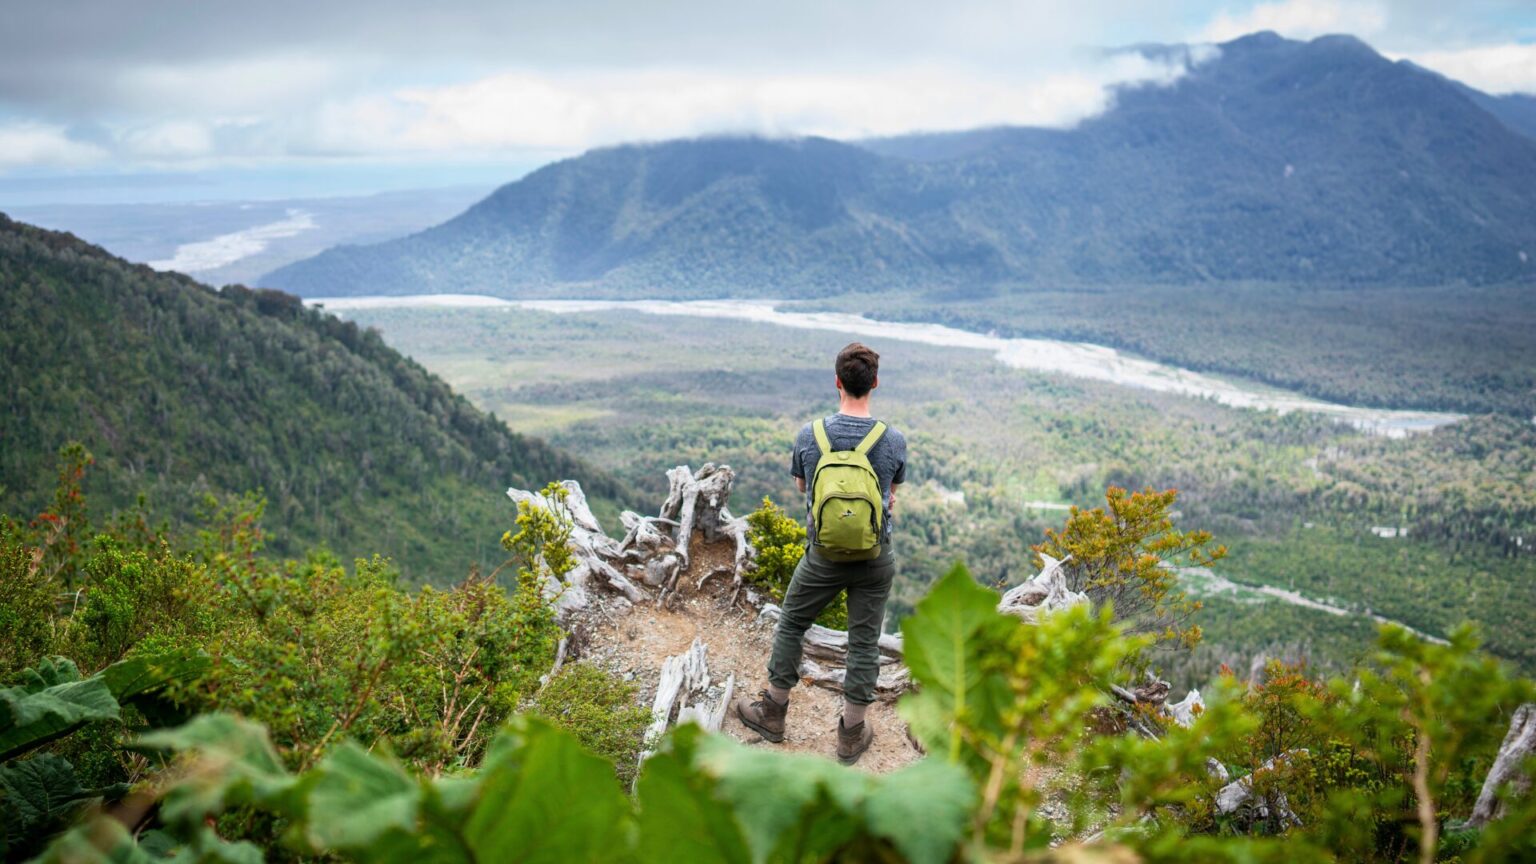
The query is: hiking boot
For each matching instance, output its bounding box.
[836,717,874,765]
[735,690,788,743]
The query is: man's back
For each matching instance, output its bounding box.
[790,413,907,543]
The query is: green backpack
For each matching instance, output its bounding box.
[809,418,888,561]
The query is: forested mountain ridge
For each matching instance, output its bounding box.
[264,31,1536,297]
[0,213,626,579]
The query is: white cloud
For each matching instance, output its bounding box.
[0,49,1211,171]
[119,120,215,160]
[1199,0,1388,43]
[1397,42,1536,94]
[306,52,1209,156]
[0,123,108,168]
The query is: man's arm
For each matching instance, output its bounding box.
[889,482,900,515]
[796,476,807,494]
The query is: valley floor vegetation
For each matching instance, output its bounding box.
[338,305,1536,686]
[4,446,1534,863]
[836,282,1536,418]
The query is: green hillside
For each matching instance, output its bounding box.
[0,214,626,580]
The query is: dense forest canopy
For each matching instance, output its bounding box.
[0,215,627,580]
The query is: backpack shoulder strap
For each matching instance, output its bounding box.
[854,421,887,455]
[812,418,832,455]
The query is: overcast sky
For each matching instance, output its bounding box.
[1,0,1533,200]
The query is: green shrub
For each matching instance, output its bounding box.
[61,537,219,672]
[187,484,576,773]
[530,664,651,784]
[745,496,846,629]
[0,523,55,682]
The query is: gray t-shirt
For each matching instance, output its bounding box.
[790,413,908,543]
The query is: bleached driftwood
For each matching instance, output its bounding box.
[507,480,650,615]
[1468,703,1536,828]
[1206,758,1231,784]
[997,553,1089,622]
[1166,689,1205,728]
[1215,750,1306,828]
[617,510,678,564]
[800,659,912,704]
[644,638,709,744]
[641,638,735,766]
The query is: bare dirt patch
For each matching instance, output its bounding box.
[577,535,921,774]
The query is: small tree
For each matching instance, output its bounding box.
[745,496,846,628]
[27,443,93,589]
[1032,486,1222,650]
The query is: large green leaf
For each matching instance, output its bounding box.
[634,725,751,864]
[304,742,422,851]
[100,649,214,728]
[98,650,211,703]
[695,733,873,864]
[135,713,296,825]
[692,729,972,864]
[695,736,832,864]
[898,564,1015,760]
[0,657,120,761]
[464,717,631,864]
[0,753,96,856]
[864,758,975,864]
[35,818,159,864]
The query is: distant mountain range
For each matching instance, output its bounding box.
[0,215,625,580]
[264,32,1536,298]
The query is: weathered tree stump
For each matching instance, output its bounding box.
[653,464,754,605]
[997,553,1089,622]
[640,638,734,763]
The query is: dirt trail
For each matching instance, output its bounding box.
[577,536,922,774]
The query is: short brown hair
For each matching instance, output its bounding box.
[835,342,879,398]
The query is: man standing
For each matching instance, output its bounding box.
[735,342,907,765]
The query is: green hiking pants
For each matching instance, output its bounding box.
[767,544,896,706]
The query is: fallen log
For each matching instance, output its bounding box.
[1215,750,1306,829]
[1468,703,1536,828]
[799,659,912,703]
[756,605,904,664]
